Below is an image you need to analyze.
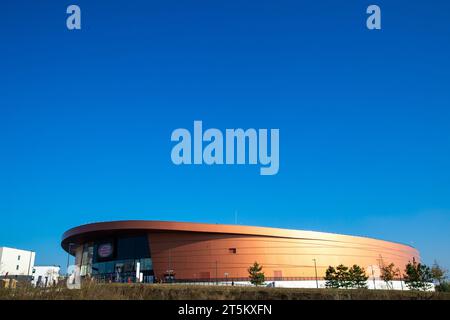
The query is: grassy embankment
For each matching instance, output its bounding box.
[1,283,449,300]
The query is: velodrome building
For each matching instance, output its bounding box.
[61,220,419,287]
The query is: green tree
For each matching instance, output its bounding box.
[335,264,352,289]
[380,263,400,289]
[248,262,265,286]
[404,258,433,291]
[431,261,447,286]
[431,261,448,292]
[324,266,339,288]
[349,265,368,289]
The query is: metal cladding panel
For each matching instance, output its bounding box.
[147,231,417,279]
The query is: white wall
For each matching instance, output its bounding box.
[265,280,412,290]
[203,280,435,291]
[31,266,60,287]
[0,247,35,276]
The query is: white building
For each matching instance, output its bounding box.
[0,247,35,276]
[31,266,60,287]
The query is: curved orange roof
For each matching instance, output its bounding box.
[61,220,415,253]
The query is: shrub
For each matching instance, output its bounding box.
[435,282,450,293]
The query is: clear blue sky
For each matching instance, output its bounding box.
[1,1,449,271]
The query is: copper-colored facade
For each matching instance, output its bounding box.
[61,220,419,280]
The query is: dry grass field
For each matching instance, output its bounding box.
[1,283,449,300]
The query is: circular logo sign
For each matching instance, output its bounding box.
[98,243,113,258]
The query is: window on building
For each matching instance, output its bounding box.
[18,255,21,261]
[16,265,19,270]
[228,248,237,254]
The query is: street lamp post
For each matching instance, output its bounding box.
[313,259,319,289]
[215,261,218,285]
[371,265,376,289]
[397,268,403,291]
